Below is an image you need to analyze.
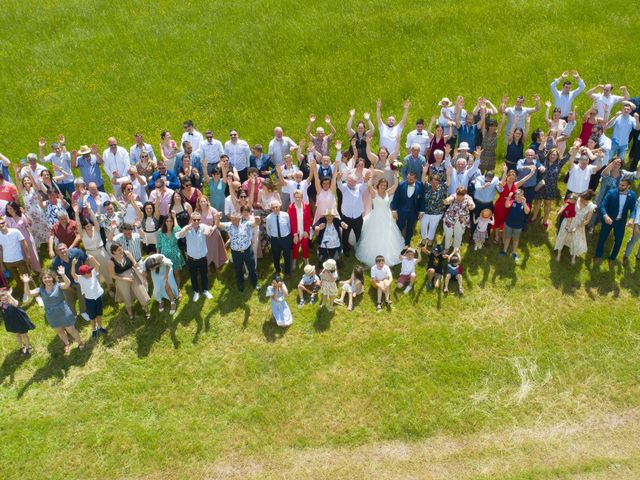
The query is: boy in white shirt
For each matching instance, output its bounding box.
[297,264,320,307]
[370,255,393,312]
[397,247,421,293]
[70,257,106,339]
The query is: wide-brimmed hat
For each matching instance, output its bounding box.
[458,142,469,151]
[323,208,337,217]
[78,145,91,155]
[322,259,337,271]
[438,97,451,107]
[303,264,316,275]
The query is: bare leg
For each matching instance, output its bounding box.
[543,200,552,226]
[444,273,451,292]
[65,326,83,345]
[531,199,542,221]
[503,235,511,253]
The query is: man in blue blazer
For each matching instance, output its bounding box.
[594,178,637,266]
[390,171,425,246]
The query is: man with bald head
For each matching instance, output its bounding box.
[268,127,297,166]
[337,170,369,256]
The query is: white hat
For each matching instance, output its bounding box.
[303,264,315,275]
[78,145,91,155]
[438,97,451,107]
[322,259,337,271]
[459,142,469,150]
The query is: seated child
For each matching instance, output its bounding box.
[297,264,320,307]
[443,248,464,295]
[397,247,421,293]
[334,265,364,311]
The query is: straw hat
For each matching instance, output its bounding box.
[322,259,337,271]
[323,208,337,217]
[303,264,316,275]
[78,145,91,155]
[438,97,451,107]
[458,142,469,151]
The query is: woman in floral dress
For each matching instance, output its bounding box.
[531,148,569,229]
[14,172,49,246]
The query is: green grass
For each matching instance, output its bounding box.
[1,1,640,479]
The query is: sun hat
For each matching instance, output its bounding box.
[480,208,493,219]
[78,265,93,275]
[322,259,337,271]
[323,208,337,217]
[438,97,451,107]
[458,142,469,150]
[78,145,91,155]
[303,264,315,275]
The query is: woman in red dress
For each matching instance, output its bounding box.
[288,189,312,269]
[492,165,535,243]
[426,117,452,165]
[579,104,598,146]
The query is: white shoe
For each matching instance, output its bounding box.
[80,312,91,322]
[22,294,29,303]
[404,285,412,294]
[203,291,213,300]
[192,292,200,302]
[35,296,44,307]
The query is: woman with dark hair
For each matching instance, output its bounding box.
[159,130,179,171]
[195,196,228,272]
[492,165,535,243]
[4,201,40,272]
[73,203,113,292]
[531,148,570,229]
[169,191,192,251]
[178,153,202,191]
[180,176,202,211]
[143,253,179,315]
[134,200,161,254]
[505,115,525,171]
[480,109,502,172]
[208,167,226,212]
[420,173,450,248]
[426,116,452,165]
[554,190,596,263]
[157,212,184,286]
[346,109,375,166]
[13,170,49,246]
[107,243,150,321]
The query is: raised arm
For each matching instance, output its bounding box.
[365,134,379,165]
[544,100,553,126]
[376,98,383,128]
[586,84,603,99]
[515,165,536,188]
[306,114,315,140]
[398,99,410,129]
[346,109,356,137]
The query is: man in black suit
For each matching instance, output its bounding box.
[390,171,425,246]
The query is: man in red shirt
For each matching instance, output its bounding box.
[48,211,81,258]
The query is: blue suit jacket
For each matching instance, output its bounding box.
[390,181,425,215]
[600,188,637,221]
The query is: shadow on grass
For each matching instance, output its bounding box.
[0,349,30,385]
[619,261,640,294]
[17,328,98,399]
[548,254,582,295]
[313,307,333,332]
[584,259,620,299]
[262,317,289,342]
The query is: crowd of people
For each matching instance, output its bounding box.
[1,70,639,355]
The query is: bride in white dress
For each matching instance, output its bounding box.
[356,171,406,266]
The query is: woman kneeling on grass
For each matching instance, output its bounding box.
[0,288,35,355]
[370,255,392,312]
[143,253,179,315]
[22,268,84,354]
[267,276,292,327]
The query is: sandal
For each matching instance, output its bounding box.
[169,302,176,315]
[144,311,151,320]
[78,343,85,351]
[158,303,165,313]
[64,344,71,354]
[443,288,449,294]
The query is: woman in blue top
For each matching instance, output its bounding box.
[22,267,84,354]
[208,166,226,213]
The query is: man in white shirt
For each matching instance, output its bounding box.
[279,168,310,204]
[181,119,204,152]
[102,137,131,197]
[265,201,292,277]
[405,118,430,155]
[606,104,639,160]
[586,84,630,118]
[198,130,225,175]
[447,155,481,195]
[566,148,603,194]
[224,129,251,182]
[337,172,368,257]
[39,136,74,196]
[370,255,393,311]
[175,212,216,301]
[500,94,541,139]
[268,127,298,166]
[549,70,586,119]
[0,219,31,299]
[376,98,410,152]
[129,132,156,164]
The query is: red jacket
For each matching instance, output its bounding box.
[287,202,312,236]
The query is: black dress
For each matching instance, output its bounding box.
[1,304,35,334]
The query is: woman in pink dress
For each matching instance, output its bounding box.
[309,157,337,224]
[159,130,180,172]
[195,196,228,271]
[4,202,41,273]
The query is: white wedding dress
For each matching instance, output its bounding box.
[356,193,406,266]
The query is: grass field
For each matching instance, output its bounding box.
[1,1,640,479]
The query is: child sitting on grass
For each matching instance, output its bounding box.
[397,247,421,293]
[319,259,338,312]
[500,189,530,263]
[472,208,494,250]
[334,265,364,311]
[297,264,321,307]
[370,255,393,312]
[443,248,464,294]
[424,244,444,291]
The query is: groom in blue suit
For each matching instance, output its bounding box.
[594,178,637,266]
[391,171,425,246]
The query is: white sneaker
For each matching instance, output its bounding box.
[35,296,44,307]
[80,312,91,322]
[192,292,200,302]
[203,291,213,300]
[22,294,29,303]
[404,285,412,294]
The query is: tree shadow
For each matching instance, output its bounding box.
[0,349,30,385]
[17,332,97,399]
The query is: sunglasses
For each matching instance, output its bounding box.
[230,133,238,137]
[109,144,117,147]
[192,218,201,222]
[140,155,149,159]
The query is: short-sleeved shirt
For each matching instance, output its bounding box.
[52,248,88,285]
[222,221,254,251]
[0,182,17,202]
[0,228,25,262]
[505,201,528,229]
[299,273,319,286]
[370,264,392,281]
[612,114,637,145]
[76,271,104,300]
[44,152,74,183]
[51,220,78,246]
[399,257,417,276]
